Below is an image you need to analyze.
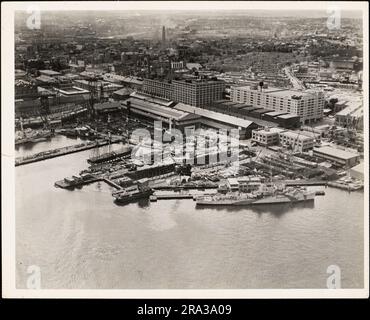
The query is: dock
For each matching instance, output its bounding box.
[282,180,328,186]
[55,175,122,191]
[101,178,122,190]
[54,176,100,189]
[15,138,122,166]
[152,184,218,190]
[327,181,363,191]
[150,190,217,202]
[150,194,194,201]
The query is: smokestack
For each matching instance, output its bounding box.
[259,81,264,92]
[162,26,166,43]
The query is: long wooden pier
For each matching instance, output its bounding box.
[15,138,122,166]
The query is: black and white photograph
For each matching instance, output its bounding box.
[1,1,368,299]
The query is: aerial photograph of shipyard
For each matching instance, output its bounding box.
[4,1,367,295]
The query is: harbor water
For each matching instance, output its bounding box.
[16,137,364,289]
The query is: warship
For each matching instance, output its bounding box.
[195,183,316,206]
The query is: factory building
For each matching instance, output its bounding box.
[172,79,225,108]
[141,78,226,108]
[279,131,315,152]
[313,146,360,167]
[208,100,298,129]
[251,127,286,146]
[230,85,324,124]
[73,79,123,99]
[121,92,261,139]
[174,103,260,139]
[121,93,201,133]
[142,79,173,100]
[171,61,184,70]
[252,127,315,152]
[335,104,363,131]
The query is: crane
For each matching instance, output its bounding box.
[85,74,103,119]
[38,91,56,130]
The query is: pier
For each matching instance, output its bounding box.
[101,178,122,190]
[55,174,123,190]
[282,180,328,186]
[15,138,122,166]
[150,190,217,202]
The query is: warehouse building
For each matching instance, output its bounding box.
[313,146,360,167]
[335,104,363,131]
[174,103,260,139]
[251,127,286,146]
[279,131,315,152]
[230,85,324,124]
[141,78,226,108]
[121,93,201,133]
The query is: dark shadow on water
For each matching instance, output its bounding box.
[251,201,315,216]
[114,198,150,209]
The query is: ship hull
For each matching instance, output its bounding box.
[196,193,315,206]
[114,191,152,204]
[88,149,131,164]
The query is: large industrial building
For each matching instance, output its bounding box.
[335,103,363,131]
[313,146,360,167]
[278,131,315,152]
[121,92,260,139]
[230,85,325,124]
[208,100,301,129]
[120,92,202,133]
[251,127,286,147]
[172,79,225,108]
[252,128,315,152]
[141,78,225,108]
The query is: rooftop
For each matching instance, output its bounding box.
[54,86,90,95]
[113,88,134,96]
[252,109,273,114]
[313,146,360,160]
[36,75,58,83]
[39,69,61,76]
[172,79,225,85]
[130,92,174,107]
[336,104,362,117]
[94,101,121,110]
[234,86,315,98]
[280,131,313,141]
[264,111,288,117]
[254,127,286,135]
[277,114,300,119]
[174,103,255,129]
[124,97,189,121]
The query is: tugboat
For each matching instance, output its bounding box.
[113,180,153,205]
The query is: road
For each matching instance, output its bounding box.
[284,66,306,90]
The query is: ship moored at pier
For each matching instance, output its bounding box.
[195,183,316,206]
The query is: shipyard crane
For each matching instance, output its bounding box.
[38,90,56,130]
[282,129,302,165]
[85,74,103,119]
